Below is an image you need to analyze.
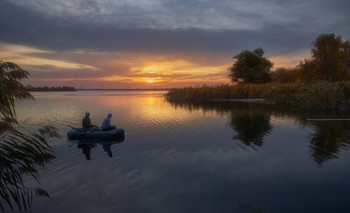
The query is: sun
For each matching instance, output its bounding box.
[146,79,154,83]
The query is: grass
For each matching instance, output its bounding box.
[165,82,350,110]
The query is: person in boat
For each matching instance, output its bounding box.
[101,113,116,131]
[82,111,97,130]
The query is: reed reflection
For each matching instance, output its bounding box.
[167,100,350,165]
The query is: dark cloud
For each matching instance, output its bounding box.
[2,0,345,58]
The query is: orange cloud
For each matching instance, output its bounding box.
[2,42,312,89]
[0,43,98,70]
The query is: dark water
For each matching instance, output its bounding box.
[11,91,350,213]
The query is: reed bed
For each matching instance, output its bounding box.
[165,84,266,102]
[165,82,350,110]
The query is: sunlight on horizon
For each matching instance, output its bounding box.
[146,79,155,83]
[1,42,313,88]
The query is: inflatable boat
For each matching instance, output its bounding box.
[67,128,125,140]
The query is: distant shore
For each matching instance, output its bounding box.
[27,87,170,92]
[76,88,169,91]
[27,86,76,92]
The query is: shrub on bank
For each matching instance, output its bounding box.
[263,82,350,110]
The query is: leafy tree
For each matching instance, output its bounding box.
[271,67,298,83]
[229,48,273,84]
[0,60,60,212]
[296,59,317,82]
[311,33,350,81]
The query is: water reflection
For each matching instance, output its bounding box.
[73,138,125,160]
[167,100,350,165]
[230,104,272,147]
[309,120,350,165]
[78,143,96,160]
[102,143,113,158]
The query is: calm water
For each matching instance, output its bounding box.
[11,90,350,213]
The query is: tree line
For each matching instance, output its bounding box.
[229,33,350,84]
[26,85,76,91]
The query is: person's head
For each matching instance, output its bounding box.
[107,113,112,118]
[85,111,90,117]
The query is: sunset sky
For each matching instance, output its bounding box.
[1,0,349,89]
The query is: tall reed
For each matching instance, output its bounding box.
[165,82,350,110]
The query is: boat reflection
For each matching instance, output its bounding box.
[167,100,350,165]
[72,138,125,160]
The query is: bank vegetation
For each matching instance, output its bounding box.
[166,34,350,111]
[165,82,350,110]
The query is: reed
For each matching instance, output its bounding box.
[165,82,350,110]
[165,84,265,102]
[263,82,350,110]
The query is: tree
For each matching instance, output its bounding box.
[311,34,350,81]
[271,67,298,83]
[229,48,273,84]
[0,60,60,212]
[296,59,317,82]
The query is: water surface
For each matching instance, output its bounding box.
[12,90,350,213]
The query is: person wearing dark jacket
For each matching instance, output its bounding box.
[82,111,97,130]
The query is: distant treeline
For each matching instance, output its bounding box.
[26,86,76,91]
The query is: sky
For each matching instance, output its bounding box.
[1,0,349,89]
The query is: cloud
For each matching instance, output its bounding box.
[1,0,349,88]
[4,0,350,32]
[2,0,348,56]
[0,43,98,71]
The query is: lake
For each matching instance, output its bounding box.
[11,90,350,213]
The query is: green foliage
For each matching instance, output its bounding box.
[296,59,317,82]
[0,60,60,212]
[0,127,59,212]
[267,34,350,83]
[311,34,349,81]
[271,67,299,83]
[229,48,273,84]
[291,34,350,83]
[0,61,34,134]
